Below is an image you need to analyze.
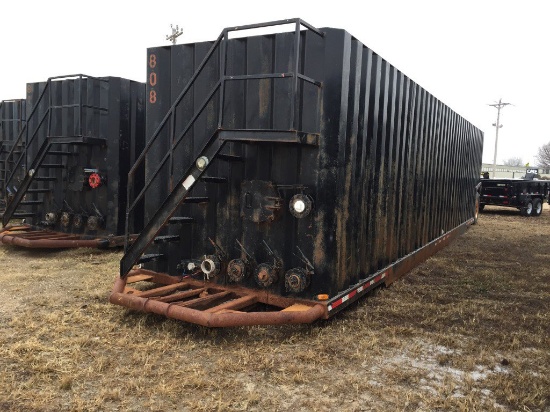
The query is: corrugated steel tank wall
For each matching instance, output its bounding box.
[143,27,483,298]
[23,77,145,236]
[0,99,26,194]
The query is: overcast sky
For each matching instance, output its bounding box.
[1,0,548,165]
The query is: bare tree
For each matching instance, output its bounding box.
[503,157,523,167]
[536,142,550,167]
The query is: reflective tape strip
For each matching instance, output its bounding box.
[182,175,196,190]
[328,272,387,312]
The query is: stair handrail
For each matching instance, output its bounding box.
[122,18,324,272]
[3,74,107,223]
[126,18,323,219]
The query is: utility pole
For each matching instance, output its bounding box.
[166,24,183,45]
[488,98,512,178]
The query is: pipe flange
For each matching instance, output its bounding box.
[87,216,104,231]
[254,263,279,288]
[289,194,313,218]
[45,212,58,224]
[285,267,311,293]
[73,215,84,229]
[201,255,221,278]
[227,259,249,283]
[60,212,72,228]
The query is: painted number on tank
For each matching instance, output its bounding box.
[149,53,157,104]
[149,72,157,87]
[149,54,157,68]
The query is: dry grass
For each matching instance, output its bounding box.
[0,205,549,411]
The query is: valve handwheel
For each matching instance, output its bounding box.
[88,173,102,189]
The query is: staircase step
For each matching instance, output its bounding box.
[153,235,181,244]
[41,164,65,168]
[27,188,51,193]
[184,197,210,203]
[34,176,57,181]
[137,254,165,264]
[168,216,194,224]
[13,212,35,218]
[20,200,44,205]
[47,151,74,156]
[218,154,244,162]
[201,176,228,183]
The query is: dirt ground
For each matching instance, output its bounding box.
[0,205,549,412]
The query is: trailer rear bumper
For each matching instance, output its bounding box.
[110,270,327,327]
[0,224,128,249]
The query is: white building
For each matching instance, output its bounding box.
[481,163,550,179]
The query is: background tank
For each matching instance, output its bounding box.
[1,75,145,247]
[0,99,26,208]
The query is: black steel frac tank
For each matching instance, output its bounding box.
[127,20,483,303]
[2,75,145,242]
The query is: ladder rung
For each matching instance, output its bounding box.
[41,164,65,168]
[13,212,35,218]
[47,151,74,156]
[153,235,181,244]
[168,216,194,224]
[20,200,44,205]
[34,176,57,181]
[27,188,51,193]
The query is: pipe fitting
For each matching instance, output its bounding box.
[285,267,311,293]
[254,263,279,288]
[201,255,221,278]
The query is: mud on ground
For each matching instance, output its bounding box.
[0,206,549,411]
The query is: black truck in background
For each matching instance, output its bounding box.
[479,175,550,217]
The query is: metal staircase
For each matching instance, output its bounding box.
[2,75,108,226]
[121,18,324,277]
[0,100,26,202]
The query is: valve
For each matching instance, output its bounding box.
[254,263,279,288]
[86,215,104,231]
[201,255,221,279]
[45,212,58,224]
[285,268,311,293]
[88,173,104,189]
[227,259,249,283]
[228,239,255,283]
[73,214,84,229]
[285,246,314,293]
[253,241,282,288]
[60,212,72,228]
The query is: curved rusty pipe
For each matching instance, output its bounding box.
[110,277,327,327]
[0,224,108,248]
[0,232,104,248]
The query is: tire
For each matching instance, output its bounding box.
[520,200,533,217]
[532,198,543,217]
[479,203,485,212]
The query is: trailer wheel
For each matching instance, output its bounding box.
[520,200,533,217]
[532,198,543,217]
